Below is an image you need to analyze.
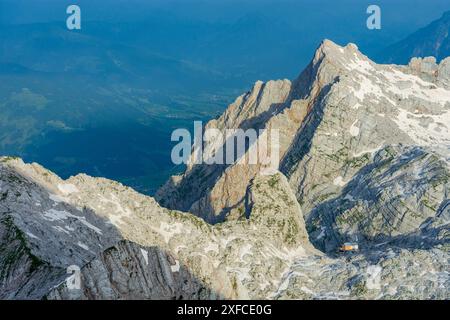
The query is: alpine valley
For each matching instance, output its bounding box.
[1,40,449,300]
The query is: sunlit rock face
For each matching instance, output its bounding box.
[157,40,450,226]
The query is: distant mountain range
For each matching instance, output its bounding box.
[0,22,239,194]
[379,11,450,64]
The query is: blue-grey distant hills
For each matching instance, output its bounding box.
[379,11,450,64]
[0,22,240,194]
[0,14,321,195]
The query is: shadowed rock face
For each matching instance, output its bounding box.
[0,214,66,299]
[307,145,449,253]
[47,241,216,300]
[0,40,449,300]
[0,158,121,299]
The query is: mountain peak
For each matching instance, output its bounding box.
[310,40,367,74]
[314,39,342,58]
[315,40,359,58]
[289,39,371,100]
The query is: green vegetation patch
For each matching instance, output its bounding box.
[0,216,45,279]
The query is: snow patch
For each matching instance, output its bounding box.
[260,167,279,176]
[140,248,148,265]
[43,209,103,234]
[343,194,355,202]
[58,183,79,195]
[26,232,40,240]
[171,260,180,273]
[52,226,70,234]
[366,265,382,290]
[383,69,450,106]
[333,176,348,187]
[352,102,362,110]
[315,227,326,240]
[352,144,383,158]
[393,108,450,151]
[350,76,396,105]
[77,242,89,251]
[99,194,132,226]
[151,222,184,244]
[49,194,68,203]
[347,55,375,76]
[349,120,360,137]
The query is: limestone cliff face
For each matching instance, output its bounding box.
[283,42,450,218]
[155,77,307,223]
[0,158,314,299]
[47,241,214,300]
[307,145,449,252]
[156,39,450,251]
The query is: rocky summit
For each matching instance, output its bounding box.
[1,40,449,299]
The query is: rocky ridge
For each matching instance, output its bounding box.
[1,157,316,299]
